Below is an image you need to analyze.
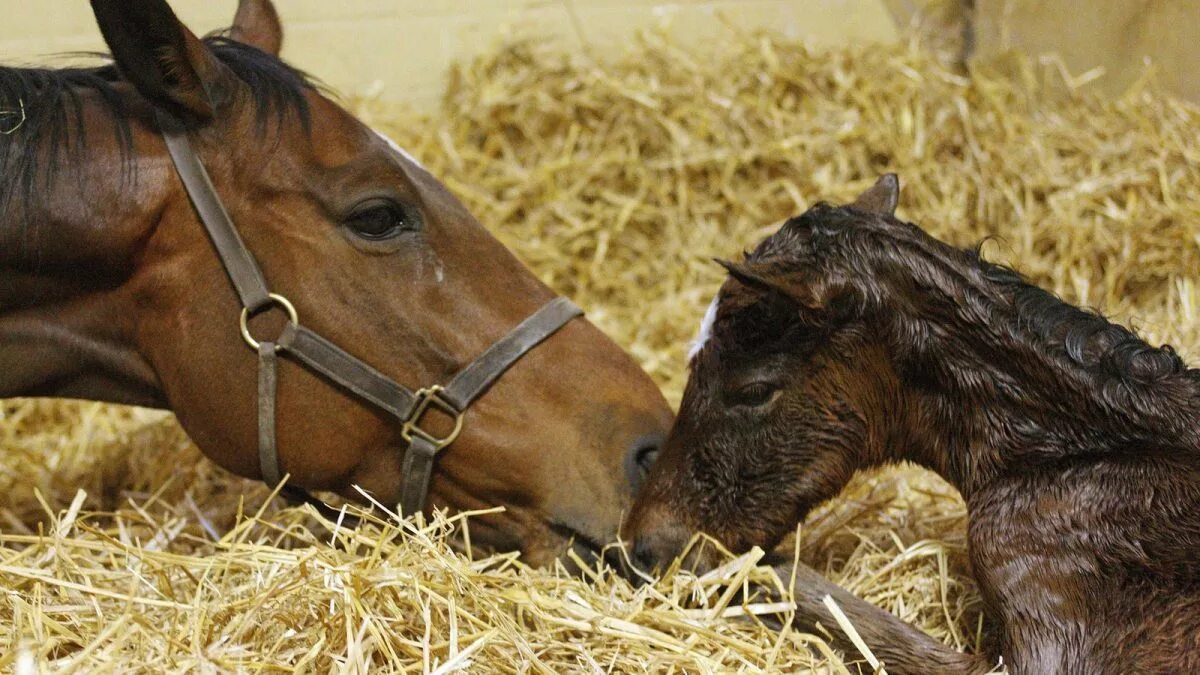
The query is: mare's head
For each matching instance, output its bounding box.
[624,176,919,570]
[4,0,672,564]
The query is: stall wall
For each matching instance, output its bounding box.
[0,1,899,110]
[973,0,1200,103]
[8,1,1198,107]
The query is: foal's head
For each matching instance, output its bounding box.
[3,0,672,564]
[625,172,1198,573]
[624,176,917,569]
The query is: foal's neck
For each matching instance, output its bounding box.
[889,271,1200,498]
[0,91,166,406]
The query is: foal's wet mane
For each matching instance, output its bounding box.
[0,37,312,226]
[744,203,1195,388]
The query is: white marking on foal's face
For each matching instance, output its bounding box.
[373,127,425,170]
[688,294,720,361]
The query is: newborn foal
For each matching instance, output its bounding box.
[626,176,1200,674]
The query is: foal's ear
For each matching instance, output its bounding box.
[849,174,900,216]
[716,259,840,310]
[91,0,231,121]
[231,0,284,56]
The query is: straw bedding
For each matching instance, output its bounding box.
[3,29,1199,673]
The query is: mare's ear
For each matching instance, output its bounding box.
[91,0,232,122]
[849,174,900,216]
[231,0,284,56]
[715,258,842,310]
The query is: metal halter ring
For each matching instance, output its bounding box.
[240,293,299,351]
[401,385,466,450]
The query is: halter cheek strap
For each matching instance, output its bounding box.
[156,112,582,518]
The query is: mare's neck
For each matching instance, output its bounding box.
[887,277,1200,499]
[0,92,166,407]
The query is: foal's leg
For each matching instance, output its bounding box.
[774,563,994,674]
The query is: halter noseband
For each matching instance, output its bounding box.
[156,112,582,518]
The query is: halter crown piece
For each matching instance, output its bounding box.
[156,111,582,518]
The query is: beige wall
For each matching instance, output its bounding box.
[10,2,1195,107]
[0,0,899,110]
[973,0,1200,102]
[883,0,1200,103]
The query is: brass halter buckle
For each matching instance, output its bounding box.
[401,385,465,450]
[240,293,299,352]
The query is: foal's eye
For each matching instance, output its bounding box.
[345,201,415,240]
[729,382,780,408]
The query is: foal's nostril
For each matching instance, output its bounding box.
[632,537,659,573]
[624,434,664,492]
[629,530,686,575]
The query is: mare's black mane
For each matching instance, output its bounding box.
[0,37,313,225]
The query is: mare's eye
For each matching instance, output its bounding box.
[729,382,780,408]
[345,201,414,240]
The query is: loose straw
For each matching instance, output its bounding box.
[824,594,887,674]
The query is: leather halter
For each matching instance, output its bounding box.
[156,112,582,518]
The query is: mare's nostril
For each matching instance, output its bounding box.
[625,434,664,492]
[636,443,661,474]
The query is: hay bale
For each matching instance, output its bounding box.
[3,29,1198,672]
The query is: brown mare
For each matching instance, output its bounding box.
[0,0,672,567]
[626,176,1200,673]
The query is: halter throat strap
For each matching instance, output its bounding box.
[156,112,582,518]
